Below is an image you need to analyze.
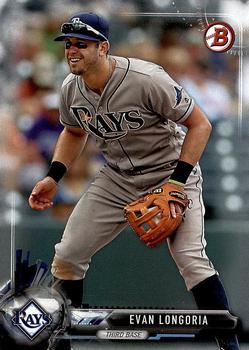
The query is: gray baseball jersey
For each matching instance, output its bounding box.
[51,56,217,290]
[59,56,194,171]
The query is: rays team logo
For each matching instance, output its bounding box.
[173,86,183,108]
[71,106,144,140]
[71,17,82,24]
[11,299,52,340]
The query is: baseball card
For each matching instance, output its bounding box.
[0,1,248,349]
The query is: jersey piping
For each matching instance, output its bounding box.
[175,98,193,122]
[106,57,130,111]
[106,57,136,170]
[196,173,215,270]
[76,76,97,113]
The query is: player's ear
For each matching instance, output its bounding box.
[99,41,110,56]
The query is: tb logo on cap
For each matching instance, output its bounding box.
[71,17,82,24]
[204,21,235,53]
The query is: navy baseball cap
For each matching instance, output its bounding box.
[54,12,109,42]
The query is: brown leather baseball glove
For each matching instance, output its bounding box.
[124,182,190,248]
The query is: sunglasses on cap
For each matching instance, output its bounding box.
[61,22,108,41]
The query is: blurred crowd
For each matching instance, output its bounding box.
[0,0,242,220]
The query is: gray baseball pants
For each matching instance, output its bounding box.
[51,164,216,290]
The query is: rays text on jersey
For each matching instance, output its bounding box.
[71,106,144,140]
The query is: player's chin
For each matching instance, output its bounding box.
[68,63,84,75]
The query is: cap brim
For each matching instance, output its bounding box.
[54,33,100,42]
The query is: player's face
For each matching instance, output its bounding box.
[64,38,100,75]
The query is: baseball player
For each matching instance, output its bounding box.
[29,12,239,349]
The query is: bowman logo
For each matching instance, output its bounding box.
[204,21,235,53]
[12,299,52,340]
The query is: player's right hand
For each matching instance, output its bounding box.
[29,177,58,211]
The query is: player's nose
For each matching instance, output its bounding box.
[67,45,79,54]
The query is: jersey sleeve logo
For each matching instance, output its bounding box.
[173,86,183,108]
[71,106,144,140]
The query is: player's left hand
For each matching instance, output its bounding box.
[29,176,58,211]
[124,182,190,248]
[169,202,184,218]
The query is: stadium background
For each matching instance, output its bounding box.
[0,0,249,348]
